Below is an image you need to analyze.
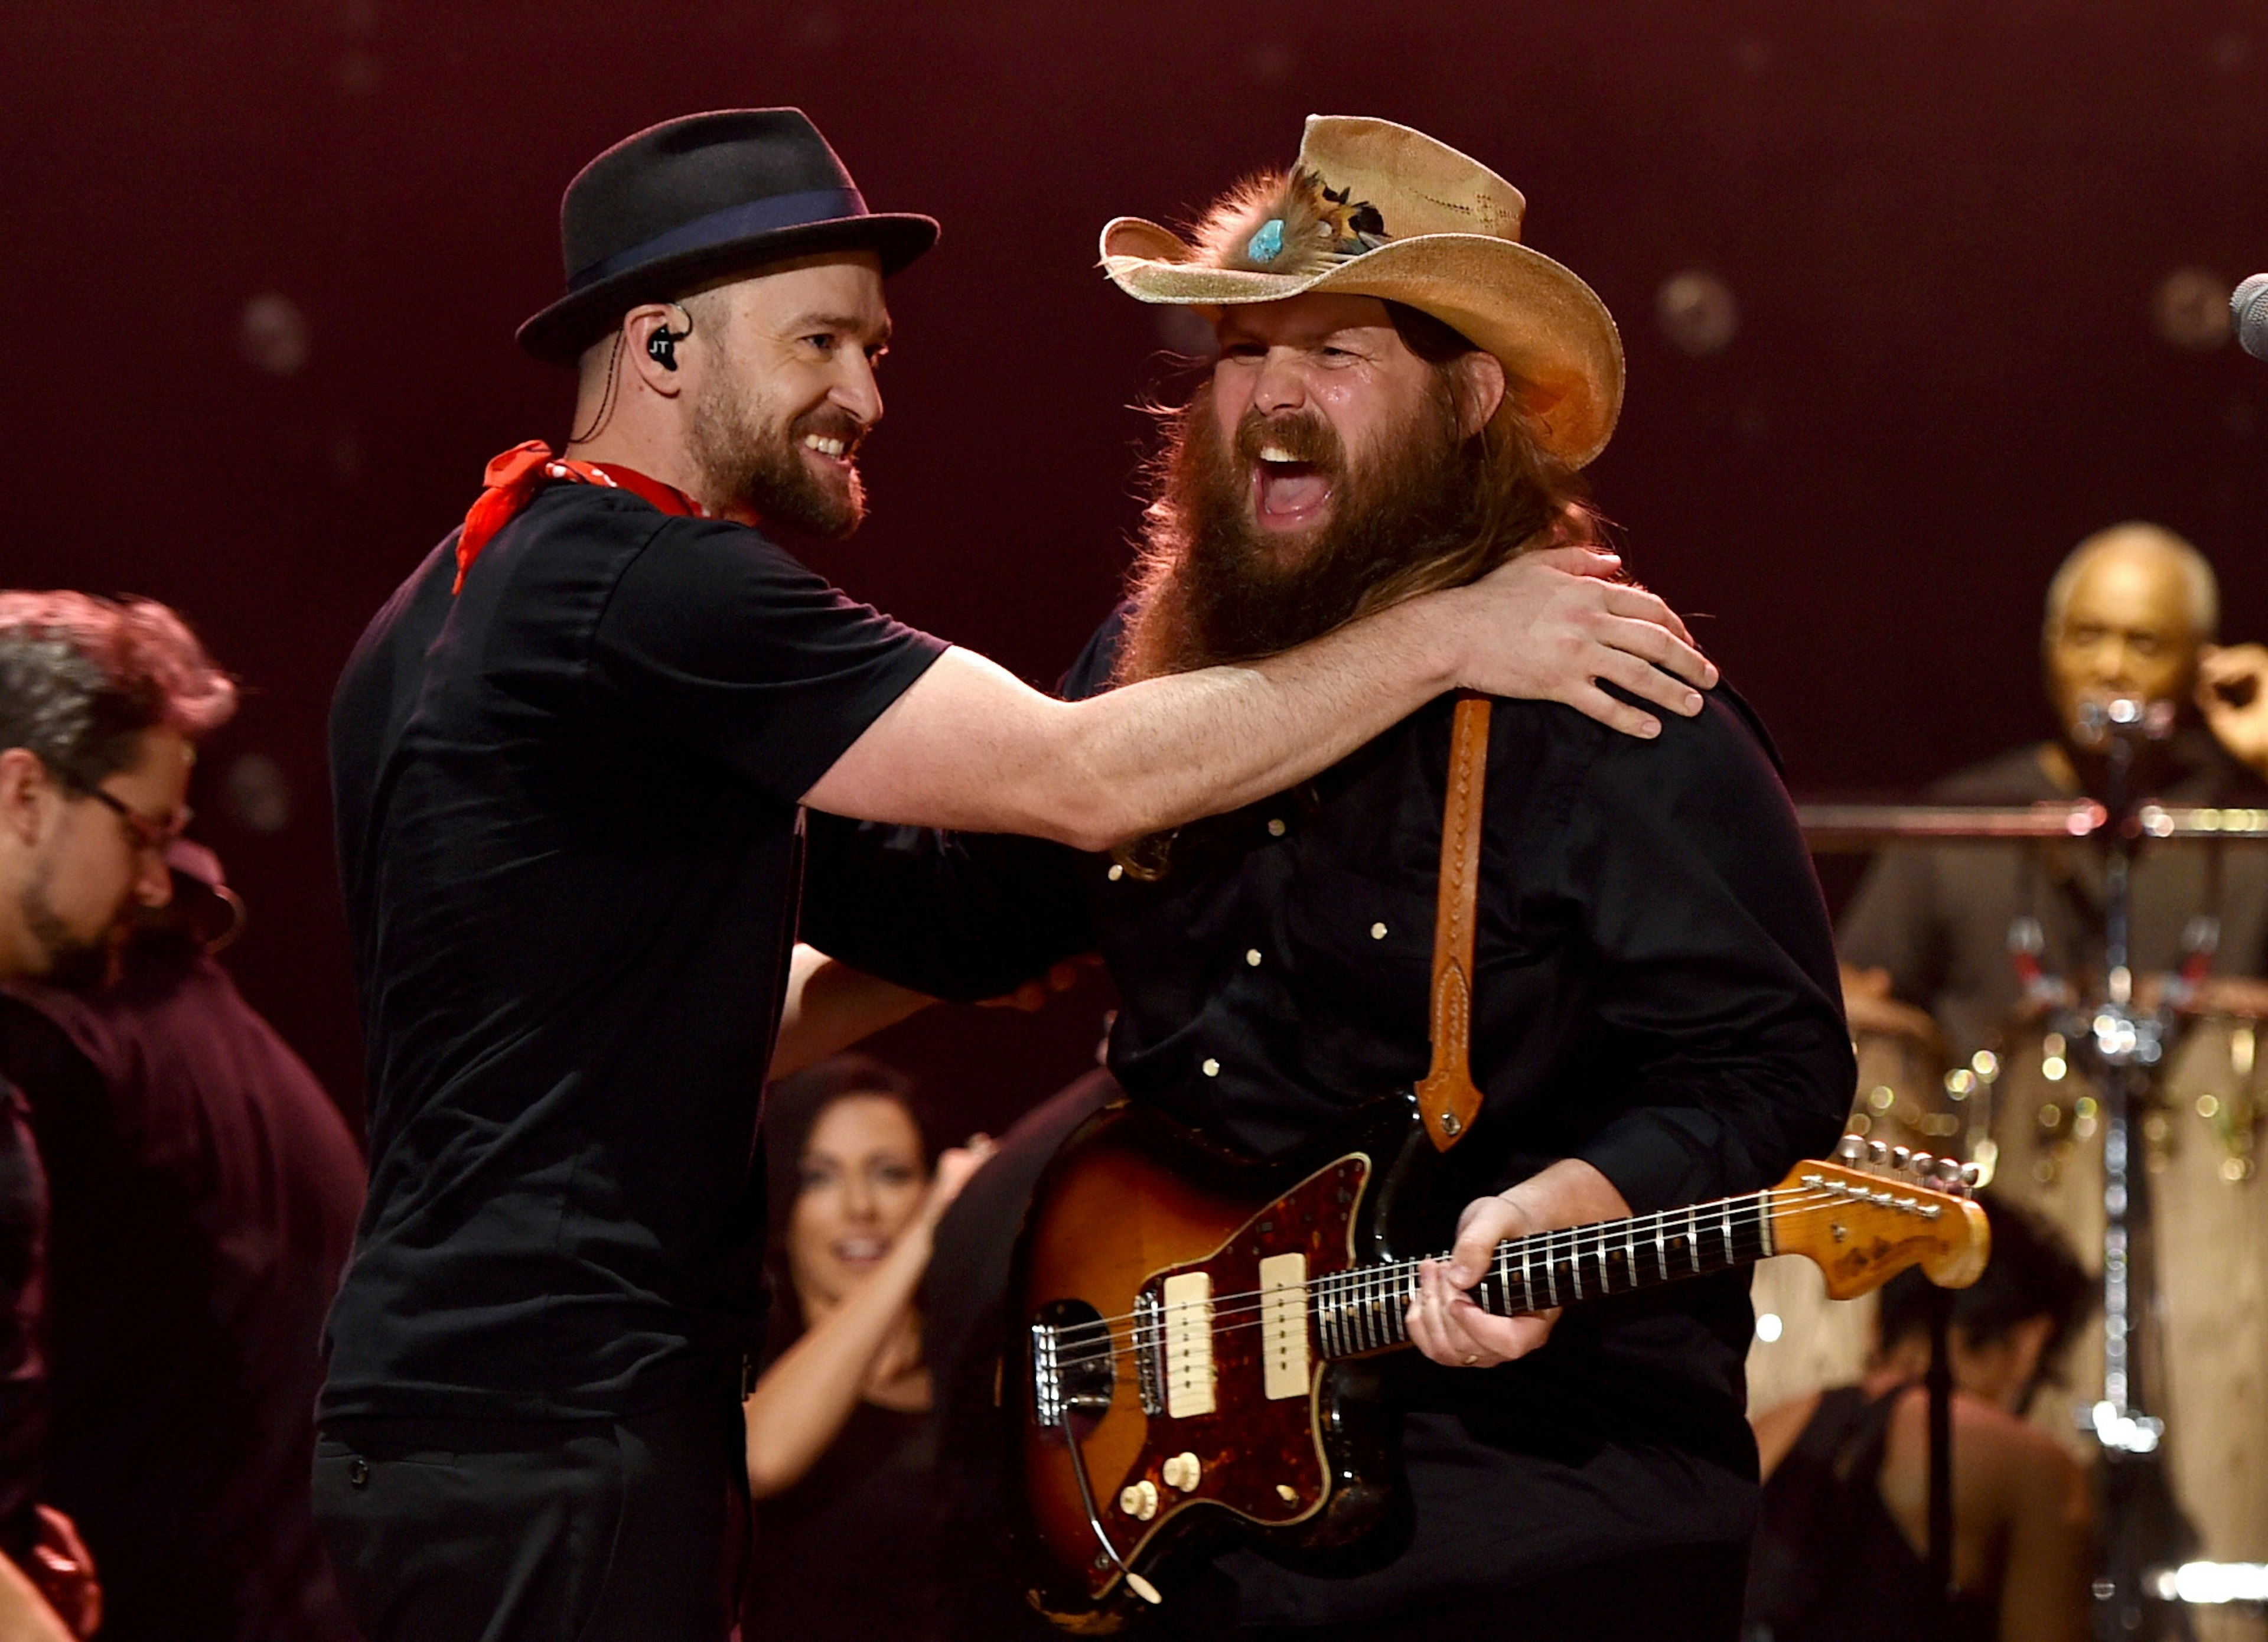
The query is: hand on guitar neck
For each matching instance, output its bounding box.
[1408,1158,1632,1369]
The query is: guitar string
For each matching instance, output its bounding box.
[1038,1184,1868,1357]
[1036,1180,1889,1350]
[1048,1214,1777,1374]
[1040,1184,1906,1372]
[1038,1187,1781,1347]
[1046,1201,1805,1374]
[1043,1182,1940,1372]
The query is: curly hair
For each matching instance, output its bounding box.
[0,592,237,789]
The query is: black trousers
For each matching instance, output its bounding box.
[312,1393,747,1642]
[1188,1542,1751,1642]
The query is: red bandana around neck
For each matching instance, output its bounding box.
[454,439,708,593]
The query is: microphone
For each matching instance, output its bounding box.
[2234,273,2268,360]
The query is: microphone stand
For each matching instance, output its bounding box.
[2067,699,2195,1642]
[1927,1283,1956,1621]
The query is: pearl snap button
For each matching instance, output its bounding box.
[1246,949,1262,966]
[1202,1058,1221,1077]
[1370,922,1388,940]
[1107,864,1124,881]
[1266,818,1286,837]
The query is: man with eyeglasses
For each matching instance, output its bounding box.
[0,591,234,1640]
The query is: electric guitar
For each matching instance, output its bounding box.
[1009,1096,1989,1630]
[1007,700,1989,1628]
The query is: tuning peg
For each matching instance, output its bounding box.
[1960,1162,1982,1193]
[1836,1134,1866,1164]
[1868,1140,1889,1169]
[1891,1146,1912,1173]
[1934,1156,1964,1188]
[1908,1151,1933,1178]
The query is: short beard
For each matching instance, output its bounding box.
[689,366,867,540]
[19,866,113,993]
[1116,383,1491,683]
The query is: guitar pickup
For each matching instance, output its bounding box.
[1161,1271,1217,1418]
[1259,1253,1309,1400]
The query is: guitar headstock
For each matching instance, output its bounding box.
[1768,1137,1991,1299]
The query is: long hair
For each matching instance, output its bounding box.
[759,1054,935,1361]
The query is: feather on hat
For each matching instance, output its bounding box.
[1101,116,1624,469]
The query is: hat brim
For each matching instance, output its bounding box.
[516,211,939,366]
[1100,219,1623,470]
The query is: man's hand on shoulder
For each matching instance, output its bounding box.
[1406,1157,1631,1369]
[1432,547,1717,741]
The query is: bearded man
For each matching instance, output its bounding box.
[316,109,1715,1642]
[0,591,232,1641]
[801,117,1855,1640]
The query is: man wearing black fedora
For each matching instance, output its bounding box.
[315,107,1717,1640]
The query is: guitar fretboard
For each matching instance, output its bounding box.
[1309,1189,1776,1359]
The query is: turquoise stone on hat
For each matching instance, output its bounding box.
[1246,218,1286,264]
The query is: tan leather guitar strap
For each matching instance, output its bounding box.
[1416,695,1490,1152]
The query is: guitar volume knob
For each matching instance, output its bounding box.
[1119,1480,1159,1520]
[1163,1452,1201,1491]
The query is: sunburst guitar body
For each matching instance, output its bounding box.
[1008,1092,1989,1631]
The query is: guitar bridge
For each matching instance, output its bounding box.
[1030,1299,1116,1431]
[1133,1289,1164,1415]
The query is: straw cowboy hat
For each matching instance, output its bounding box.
[1100,115,1623,468]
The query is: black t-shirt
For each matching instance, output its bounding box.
[323,482,943,1424]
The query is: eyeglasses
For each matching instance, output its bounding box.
[77,784,193,856]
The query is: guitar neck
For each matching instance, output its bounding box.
[1312,1188,1776,1359]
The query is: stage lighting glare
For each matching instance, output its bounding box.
[240,293,310,377]
[1656,271,1738,358]
[2149,1562,2268,1605]
[2155,267,2233,350]
[225,753,295,835]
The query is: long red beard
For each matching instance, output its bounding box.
[1115,387,1487,685]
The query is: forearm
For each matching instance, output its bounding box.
[813,599,1454,852]
[744,1233,931,1497]
[1499,1157,1631,1229]
[768,945,935,1079]
[806,549,1714,848]
[0,1555,70,1642]
[1028,593,1458,848]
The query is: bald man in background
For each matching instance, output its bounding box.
[1840,522,2268,1063]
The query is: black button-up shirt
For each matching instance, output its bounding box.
[802,609,1853,1620]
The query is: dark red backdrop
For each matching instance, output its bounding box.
[8,1,2266,1133]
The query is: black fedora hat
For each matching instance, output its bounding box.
[517,108,939,365]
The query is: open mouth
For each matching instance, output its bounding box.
[832,1236,889,1266]
[800,431,859,473]
[1250,444,1333,530]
